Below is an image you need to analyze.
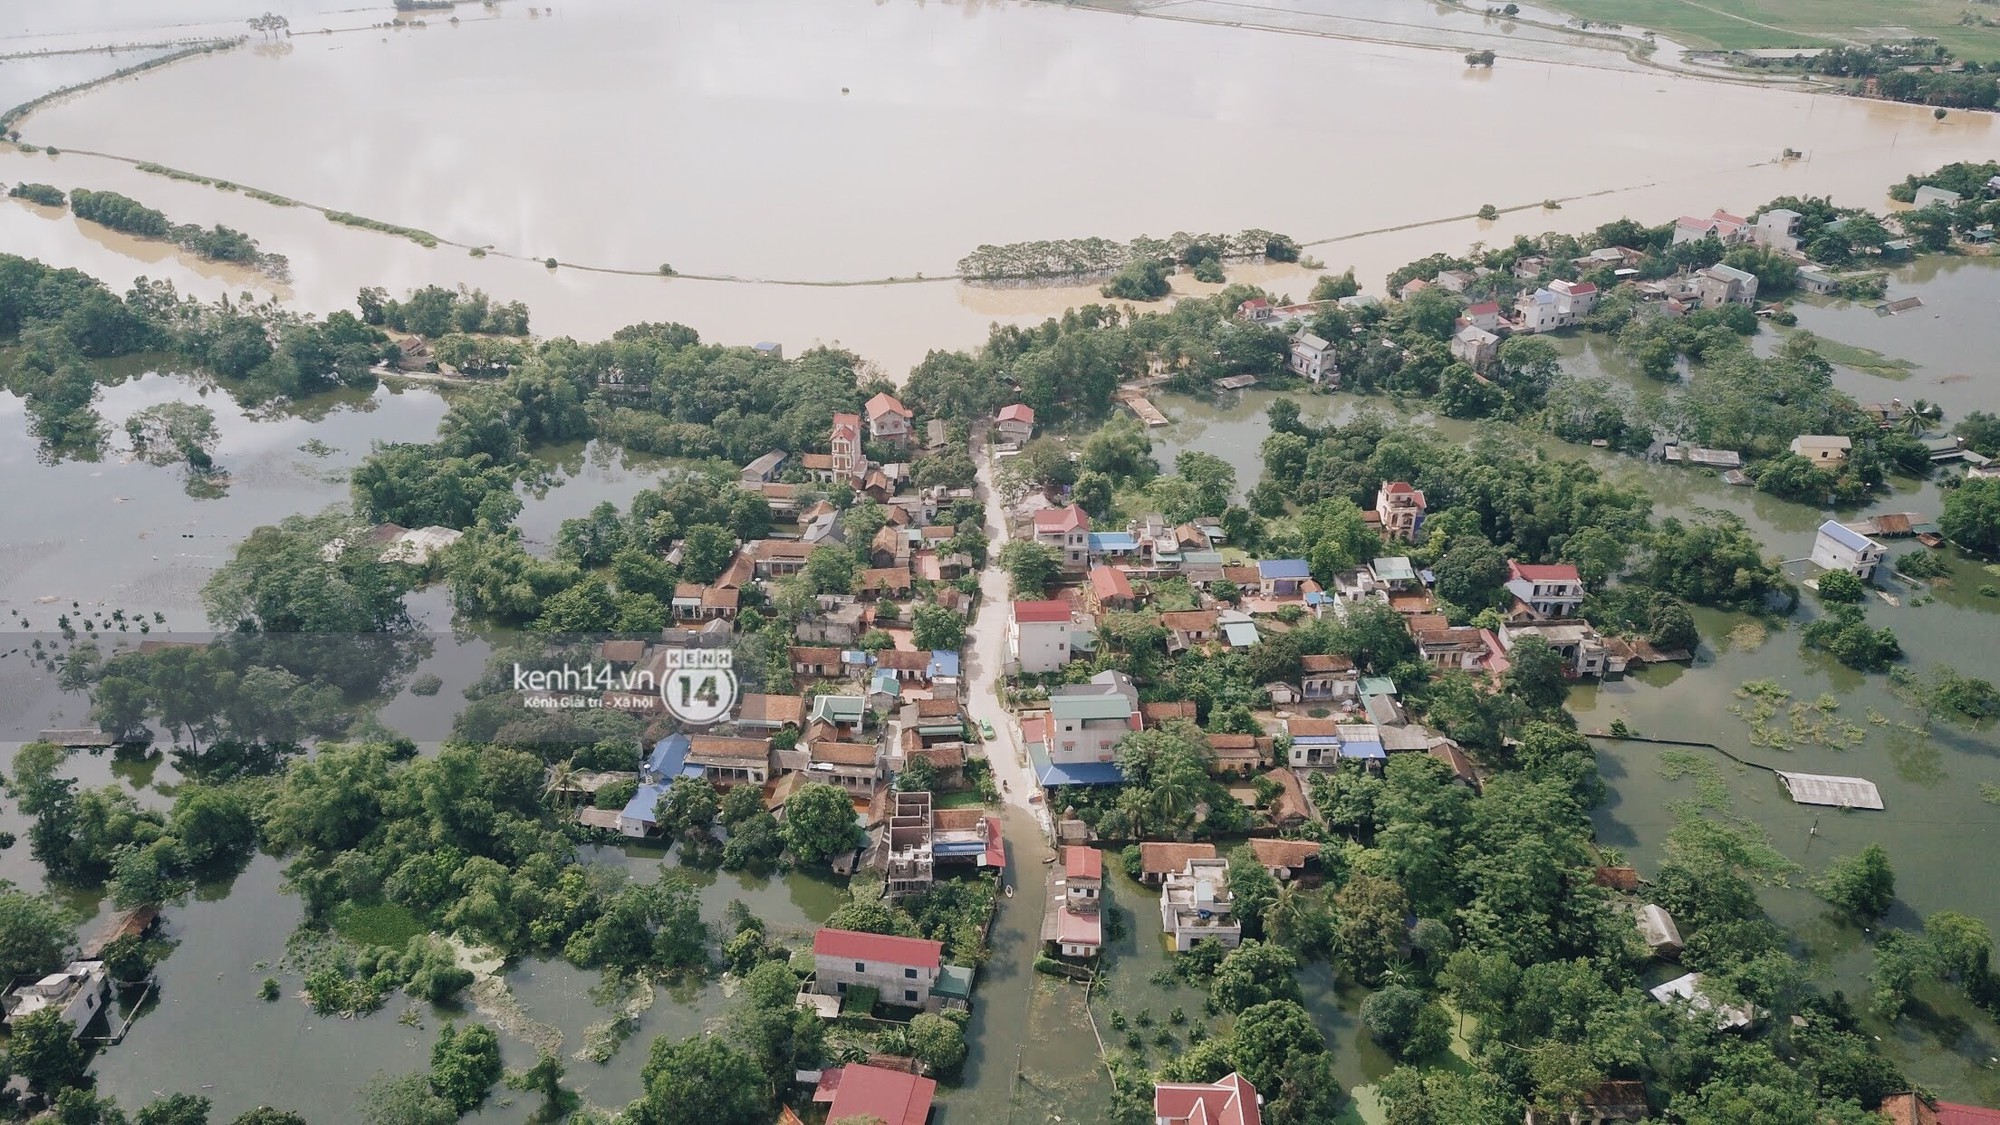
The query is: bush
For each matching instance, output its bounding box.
[1896,549,1949,579]
[8,182,65,206]
[1815,570,1865,603]
[594,779,639,810]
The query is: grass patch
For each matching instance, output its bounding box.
[325,210,440,248]
[932,789,991,809]
[1525,0,2000,62]
[1798,333,1917,380]
[331,901,425,947]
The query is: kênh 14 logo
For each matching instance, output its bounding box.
[511,649,737,725]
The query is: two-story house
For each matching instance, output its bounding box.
[1032,505,1092,568]
[1499,620,1618,678]
[1009,600,1074,674]
[1789,434,1851,467]
[1811,520,1886,580]
[1045,693,1139,771]
[1288,332,1337,385]
[1694,263,1759,307]
[1049,846,1104,959]
[1412,617,1487,671]
[1159,857,1242,951]
[813,927,943,1010]
[1154,1073,1263,1125]
[686,736,773,788]
[829,411,865,484]
[1160,610,1217,654]
[1299,653,1359,704]
[1504,561,1586,622]
[995,403,1035,445]
[1375,481,1426,542]
[1256,559,1311,598]
[865,392,913,450]
[1451,324,1499,369]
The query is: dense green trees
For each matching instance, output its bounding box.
[1942,477,2000,555]
[782,782,866,865]
[428,1022,503,1113]
[631,1035,769,1125]
[999,540,1062,597]
[1814,844,1895,920]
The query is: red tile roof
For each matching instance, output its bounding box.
[998,404,1035,424]
[1566,281,1598,295]
[1508,561,1581,583]
[823,1063,936,1125]
[1466,300,1500,315]
[1090,565,1134,602]
[865,392,912,421]
[813,928,943,971]
[1248,838,1322,869]
[1064,846,1103,879]
[1139,842,1217,876]
[1155,1072,1262,1125]
[1032,505,1090,533]
[1012,600,1072,624]
[1057,907,1102,947]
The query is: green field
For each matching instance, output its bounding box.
[1538,0,2000,62]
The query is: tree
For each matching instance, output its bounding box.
[999,540,1062,597]
[1333,873,1409,983]
[1226,846,1280,934]
[1814,844,1895,921]
[1432,539,1509,611]
[908,1012,968,1078]
[0,886,76,984]
[228,1111,309,1125]
[1311,269,1360,301]
[637,1035,768,1125]
[135,1094,211,1125]
[783,782,865,865]
[1815,570,1865,603]
[1360,985,1451,1061]
[1501,635,1568,712]
[1209,939,1302,1014]
[357,1072,455,1125]
[6,1008,87,1093]
[1465,49,1496,66]
[1942,477,2000,555]
[911,603,965,651]
[428,1021,503,1113]
[658,779,719,840]
[1228,999,1328,1093]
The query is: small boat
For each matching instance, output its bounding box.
[1042,854,1056,864]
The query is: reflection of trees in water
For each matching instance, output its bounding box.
[251,40,295,61]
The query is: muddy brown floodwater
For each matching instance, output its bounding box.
[0,0,1994,373]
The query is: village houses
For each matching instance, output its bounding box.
[994,403,1036,445]
[1790,434,1852,467]
[1031,504,1091,568]
[1008,599,1075,674]
[864,391,913,450]
[1375,480,1426,542]
[1288,331,1338,385]
[1159,855,1242,951]
[812,927,944,1010]
[1504,561,1586,621]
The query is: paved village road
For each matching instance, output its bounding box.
[961,427,1049,836]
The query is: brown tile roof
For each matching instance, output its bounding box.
[753,538,816,560]
[703,586,740,610]
[597,639,648,664]
[932,808,987,831]
[1407,613,1451,635]
[1139,842,1218,876]
[1593,865,1641,891]
[913,698,960,718]
[1206,734,1269,764]
[735,693,804,726]
[907,745,965,770]
[876,648,930,671]
[689,736,772,766]
[1143,701,1198,725]
[791,645,842,666]
[1262,767,1309,824]
[860,567,914,591]
[1301,653,1355,673]
[1160,611,1216,632]
[1248,838,1322,869]
[1285,718,1342,738]
[802,452,835,470]
[812,741,880,768]
[1223,566,1260,586]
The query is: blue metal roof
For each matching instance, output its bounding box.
[645,734,692,781]
[1258,559,1311,580]
[934,840,989,857]
[621,782,665,825]
[1305,591,1330,606]
[928,650,961,678]
[841,650,875,666]
[1036,760,1128,786]
[1337,742,1386,760]
[1089,532,1140,552]
[1817,520,1875,554]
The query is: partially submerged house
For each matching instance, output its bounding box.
[1159,855,1241,952]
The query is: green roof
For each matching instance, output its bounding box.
[808,695,865,724]
[935,964,974,999]
[1371,556,1416,582]
[1359,676,1398,697]
[1049,695,1133,722]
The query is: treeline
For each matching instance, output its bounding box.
[0,255,397,460]
[1761,43,2000,109]
[68,188,290,280]
[8,181,64,206]
[957,227,1301,283]
[357,283,529,337]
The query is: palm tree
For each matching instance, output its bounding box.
[543,758,581,810]
[1265,881,1318,951]
[1149,761,1204,835]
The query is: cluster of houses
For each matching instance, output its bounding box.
[1005,481,1672,796]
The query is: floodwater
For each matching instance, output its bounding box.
[0,0,1993,372]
